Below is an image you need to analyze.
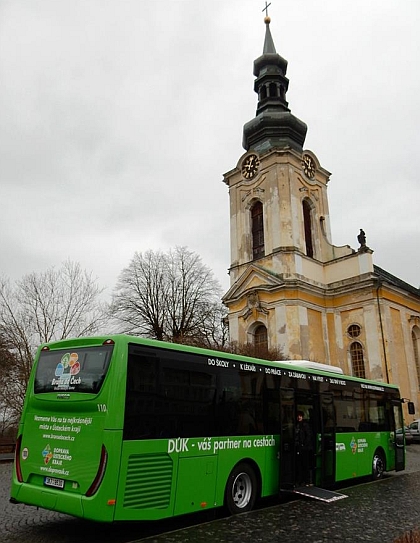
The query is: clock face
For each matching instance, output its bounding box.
[241,154,260,180]
[302,154,316,179]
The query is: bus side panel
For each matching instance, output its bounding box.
[174,434,280,515]
[261,435,280,497]
[335,432,391,481]
[114,435,278,521]
[114,439,178,521]
[174,455,218,516]
[355,432,394,475]
[173,434,279,515]
[212,435,278,511]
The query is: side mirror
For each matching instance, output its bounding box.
[408,401,415,415]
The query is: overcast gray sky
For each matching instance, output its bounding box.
[1,0,419,299]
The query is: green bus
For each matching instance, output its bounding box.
[10,334,409,522]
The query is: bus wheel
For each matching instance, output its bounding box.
[372,450,385,479]
[225,463,257,515]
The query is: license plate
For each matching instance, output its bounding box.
[44,476,65,489]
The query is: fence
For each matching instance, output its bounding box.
[0,437,16,461]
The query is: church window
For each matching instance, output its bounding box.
[254,324,268,355]
[269,82,277,97]
[251,201,265,260]
[350,342,366,379]
[259,85,267,101]
[347,324,361,338]
[280,85,286,100]
[412,329,420,391]
[302,199,314,258]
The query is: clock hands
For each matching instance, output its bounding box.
[242,154,260,179]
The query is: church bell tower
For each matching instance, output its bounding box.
[220,12,420,415]
[222,15,358,360]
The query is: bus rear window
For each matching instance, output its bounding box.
[34,345,114,394]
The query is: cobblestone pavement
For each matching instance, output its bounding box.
[2,446,420,543]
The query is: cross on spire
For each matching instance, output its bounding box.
[262,1,271,17]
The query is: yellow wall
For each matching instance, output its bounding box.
[307,308,325,362]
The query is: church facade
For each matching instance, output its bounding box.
[222,16,420,416]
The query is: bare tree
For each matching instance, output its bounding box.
[188,301,229,350]
[110,246,227,346]
[225,341,288,361]
[0,260,107,424]
[109,250,169,339]
[14,260,106,342]
[0,333,17,435]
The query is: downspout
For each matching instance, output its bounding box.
[376,279,390,383]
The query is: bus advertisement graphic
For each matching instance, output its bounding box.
[52,353,81,389]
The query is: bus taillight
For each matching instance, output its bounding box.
[103,339,115,345]
[86,445,108,497]
[15,435,23,483]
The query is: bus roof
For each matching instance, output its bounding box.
[274,360,344,374]
[40,334,397,390]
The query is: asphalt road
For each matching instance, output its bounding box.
[2,446,420,543]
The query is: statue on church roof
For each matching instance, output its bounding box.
[357,229,366,247]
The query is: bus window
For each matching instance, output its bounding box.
[366,394,388,430]
[124,349,218,440]
[334,390,358,432]
[34,345,113,394]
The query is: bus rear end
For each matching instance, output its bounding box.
[11,338,123,522]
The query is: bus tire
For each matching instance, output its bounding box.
[372,449,385,480]
[225,462,258,515]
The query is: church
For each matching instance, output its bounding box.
[222,15,420,417]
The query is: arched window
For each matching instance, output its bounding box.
[251,201,264,260]
[280,85,286,100]
[259,85,267,101]
[269,82,277,97]
[302,199,314,258]
[350,341,366,379]
[254,324,268,356]
[412,328,420,391]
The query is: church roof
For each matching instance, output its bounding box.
[242,16,307,153]
[374,265,420,297]
[222,263,284,304]
[262,15,276,54]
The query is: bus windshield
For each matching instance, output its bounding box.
[34,345,113,394]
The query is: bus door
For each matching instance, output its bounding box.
[392,400,405,472]
[319,392,336,486]
[279,388,295,489]
[295,393,317,485]
[279,390,317,488]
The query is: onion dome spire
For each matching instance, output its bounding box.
[242,16,307,153]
